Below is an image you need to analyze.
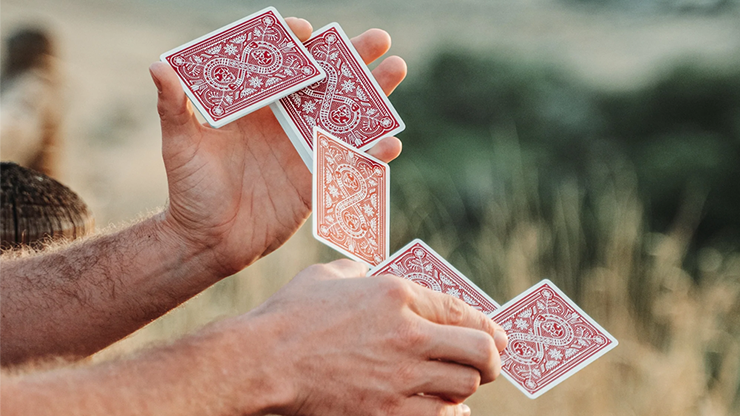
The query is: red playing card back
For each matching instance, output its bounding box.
[161,7,324,128]
[369,239,500,316]
[312,127,389,266]
[272,23,404,166]
[491,280,618,399]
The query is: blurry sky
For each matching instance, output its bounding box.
[2,0,739,224]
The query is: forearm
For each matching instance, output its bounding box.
[0,211,222,365]
[0,315,287,416]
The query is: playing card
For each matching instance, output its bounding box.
[161,7,325,128]
[312,127,389,266]
[272,105,313,166]
[491,279,618,399]
[368,239,500,315]
[272,23,405,170]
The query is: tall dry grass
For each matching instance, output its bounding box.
[391,130,740,415]
[94,131,740,415]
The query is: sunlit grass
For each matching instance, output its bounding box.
[96,132,740,415]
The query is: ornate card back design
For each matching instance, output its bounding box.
[273,23,404,159]
[491,280,618,399]
[369,239,500,316]
[162,7,324,127]
[313,128,389,266]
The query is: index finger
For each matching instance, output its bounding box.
[402,278,508,350]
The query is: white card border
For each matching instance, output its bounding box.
[368,238,501,310]
[271,101,314,171]
[491,279,619,399]
[272,22,406,168]
[312,126,390,266]
[160,6,326,128]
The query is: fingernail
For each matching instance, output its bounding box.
[494,328,508,352]
[149,66,163,93]
[460,403,471,415]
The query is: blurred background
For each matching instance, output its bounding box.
[2,0,740,414]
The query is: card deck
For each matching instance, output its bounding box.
[312,127,389,266]
[368,239,500,315]
[161,7,325,128]
[272,23,405,170]
[490,279,618,399]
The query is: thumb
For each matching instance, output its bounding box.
[326,259,370,279]
[149,61,201,143]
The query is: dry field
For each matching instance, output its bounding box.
[94,134,740,415]
[3,1,740,415]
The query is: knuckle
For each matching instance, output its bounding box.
[475,334,497,365]
[379,396,402,416]
[443,296,467,326]
[461,370,481,396]
[157,101,168,118]
[379,275,413,303]
[303,263,329,277]
[397,320,430,349]
[394,361,420,386]
[436,403,456,416]
[330,258,357,270]
[491,347,502,381]
[326,258,367,277]
[472,333,497,382]
[298,263,339,283]
[158,99,190,125]
[473,309,493,333]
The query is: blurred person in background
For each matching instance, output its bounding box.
[1,28,63,177]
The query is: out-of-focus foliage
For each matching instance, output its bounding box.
[391,50,740,260]
[564,0,738,14]
[382,53,740,414]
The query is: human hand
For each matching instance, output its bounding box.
[231,259,508,416]
[148,18,407,278]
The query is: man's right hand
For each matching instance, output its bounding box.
[215,259,508,416]
[1,259,507,416]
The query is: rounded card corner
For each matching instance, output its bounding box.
[263,6,280,15]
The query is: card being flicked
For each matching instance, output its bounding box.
[312,127,389,266]
[490,279,618,399]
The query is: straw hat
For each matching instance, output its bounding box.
[1,162,94,249]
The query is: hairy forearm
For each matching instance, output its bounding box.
[0,212,222,365]
[0,315,287,416]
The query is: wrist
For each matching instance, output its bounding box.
[0,314,294,416]
[196,312,296,415]
[158,205,254,279]
[153,209,226,281]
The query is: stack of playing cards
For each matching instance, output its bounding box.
[161,7,404,169]
[161,6,617,399]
